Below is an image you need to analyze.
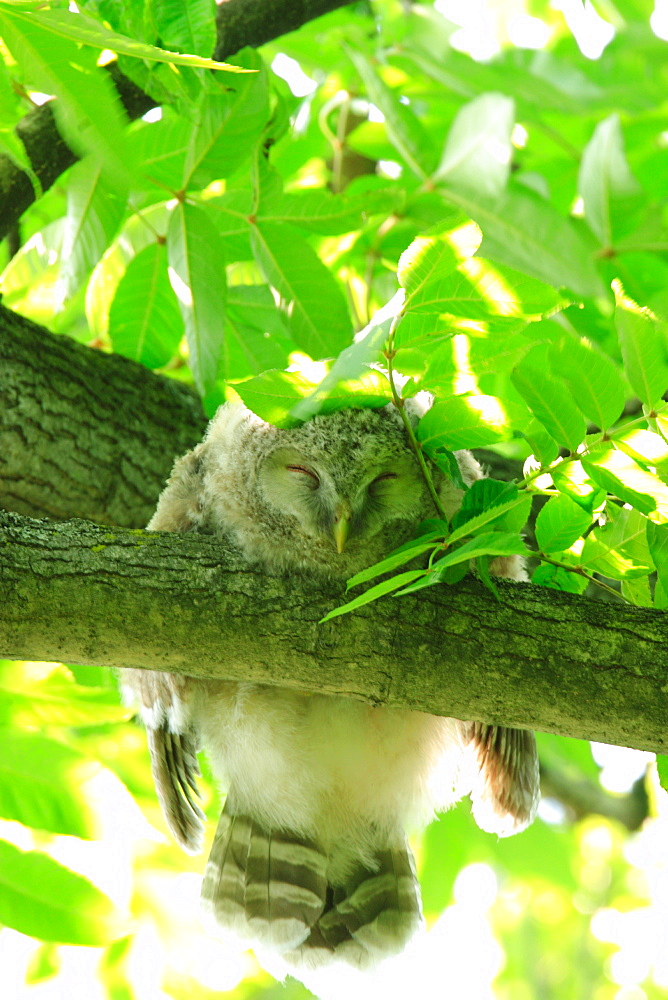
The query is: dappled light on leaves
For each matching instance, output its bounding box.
[2,0,668,995]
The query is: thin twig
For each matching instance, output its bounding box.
[535,552,624,601]
[385,315,448,520]
[519,401,668,493]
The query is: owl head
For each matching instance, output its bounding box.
[199,400,440,578]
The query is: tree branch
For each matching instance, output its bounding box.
[2,509,667,755]
[0,0,355,240]
[540,765,648,832]
[0,304,207,525]
[213,0,358,60]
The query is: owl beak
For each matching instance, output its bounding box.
[332,505,351,553]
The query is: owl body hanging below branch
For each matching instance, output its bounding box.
[121,399,539,983]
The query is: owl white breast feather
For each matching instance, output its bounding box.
[120,399,539,992]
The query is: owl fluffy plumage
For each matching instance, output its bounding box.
[121,400,538,984]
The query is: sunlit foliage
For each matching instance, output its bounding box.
[1,0,668,996]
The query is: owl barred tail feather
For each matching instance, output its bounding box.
[202,807,328,951]
[287,845,422,971]
[201,798,422,971]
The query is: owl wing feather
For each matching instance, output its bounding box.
[120,444,209,853]
[147,723,205,852]
[445,452,540,837]
[463,722,540,835]
[121,667,205,853]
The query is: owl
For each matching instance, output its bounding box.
[121,399,539,984]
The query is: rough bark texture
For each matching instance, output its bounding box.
[214,0,355,59]
[0,0,355,239]
[2,308,666,760]
[2,509,667,756]
[0,304,207,525]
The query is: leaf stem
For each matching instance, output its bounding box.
[385,315,448,520]
[535,552,624,601]
[518,401,668,493]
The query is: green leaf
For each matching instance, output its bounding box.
[549,336,626,431]
[250,221,352,359]
[392,311,453,357]
[578,114,640,247]
[435,92,514,198]
[258,188,396,235]
[447,497,531,545]
[582,444,668,522]
[233,369,315,427]
[656,568,668,611]
[183,51,269,187]
[0,665,129,728]
[224,284,295,379]
[153,0,216,58]
[421,330,530,396]
[320,570,426,622]
[646,522,668,577]
[532,562,589,594]
[580,505,653,579]
[407,257,564,327]
[512,357,587,451]
[621,575,654,607]
[616,304,668,410]
[2,5,247,72]
[295,368,393,421]
[55,157,126,305]
[228,296,392,427]
[108,242,183,369]
[657,756,668,793]
[451,478,530,534]
[430,531,527,573]
[26,941,60,984]
[0,10,135,191]
[395,559,468,595]
[0,730,102,838]
[535,494,594,553]
[615,428,668,485]
[416,394,513,450]
[551,460,607,513]
[0,127,40,195]
[127,113,191,190]
[206,190,254,260]
[0,839,124,945]
[398,226,459,306]
[346,532,447,590]
[0,54,39,188]
[523,418,560,467]
[167,201,226,394]
[290,293,400,422]
[442,184,606,299]
[346,45,436,179]
[429,448,467,490]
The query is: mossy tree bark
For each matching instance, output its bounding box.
[2,308,667,757]
[2,508,667,756]
[0,304,207,525]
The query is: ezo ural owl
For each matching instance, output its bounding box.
[121,399,538,986]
